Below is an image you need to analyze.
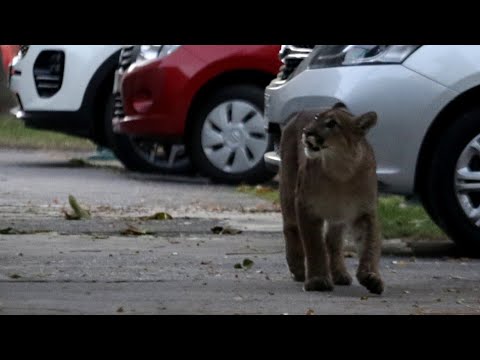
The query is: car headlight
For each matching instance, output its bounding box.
[136,45,181,62]
[19,45,30,57]
[158,45,181,59]
[308,45,421,69]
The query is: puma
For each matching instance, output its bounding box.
[279,103,384,294]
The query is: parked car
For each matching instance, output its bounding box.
[264,45,480,252]
[112,45,282,183]
[1,45,20,112]
[1,45,20,74]
[8,45,123,147]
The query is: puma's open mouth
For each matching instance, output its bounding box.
[306,141,328,152]
[302,136,319,152]
[308,144,321,152]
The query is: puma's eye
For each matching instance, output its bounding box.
[325,119,337,129]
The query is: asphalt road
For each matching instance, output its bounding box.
[1,150,479,315]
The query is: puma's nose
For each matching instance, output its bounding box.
[303,131,324,146]
[303,129,315,138]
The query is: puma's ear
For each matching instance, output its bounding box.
[332,102,347,110]
[356,112,378,135]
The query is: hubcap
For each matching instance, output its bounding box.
[201,100,269,174]
[455,134,480,227]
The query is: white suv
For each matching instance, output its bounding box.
[9,45,123,147]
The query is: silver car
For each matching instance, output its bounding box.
[264,45,480,252]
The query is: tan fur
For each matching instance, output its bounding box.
[279,104,384,294]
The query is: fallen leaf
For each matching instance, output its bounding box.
[447,288,460,293]
[234,263,243,269]
[116,307,124,313]
[0,227,27,234]
[0,227,14,234]
[305,308,315,315]
[211,226,224,234]
[211,226,242,235]
[255,185,273,194]
[63,195,91,220]
[142,212,173,221]
[242,258,254,269]
[121,225,151,236]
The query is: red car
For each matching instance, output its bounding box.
[112,45,281,184]
[0,45,19,74]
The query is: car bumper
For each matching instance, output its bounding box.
[113,49,201,139]
[264,151,281,172]
[114,113,183,139]
[264,65,458,195]
[12,107,91,137]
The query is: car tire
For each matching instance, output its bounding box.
[189,84,275,184]
[425,107,480,254]
[105,94,193,174]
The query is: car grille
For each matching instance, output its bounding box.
[113,92,125,119]
[278,45,315,80]
[118,45,140,71]
[33,50,64,98]
[113,46,141,119]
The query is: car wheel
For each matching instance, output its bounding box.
[189,84,275,184]
[426,107,480,253]
[105,95,193,174]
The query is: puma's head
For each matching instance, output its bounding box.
[301,103,378,161]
